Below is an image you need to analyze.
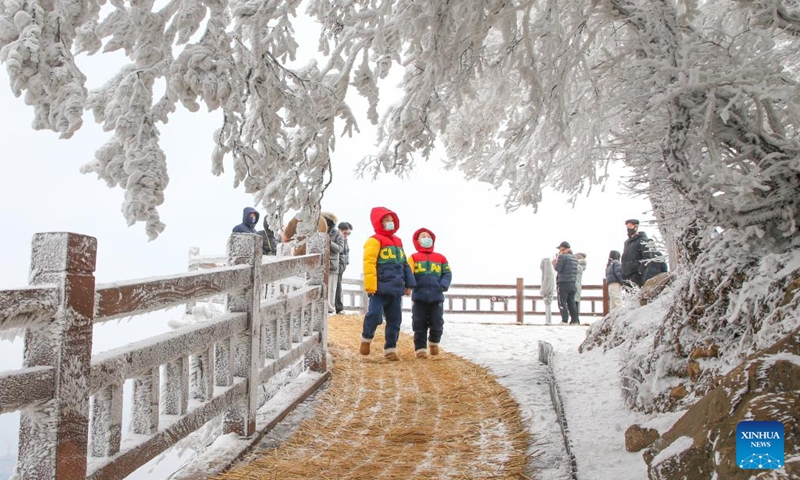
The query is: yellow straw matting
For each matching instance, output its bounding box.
[215,314,531,479]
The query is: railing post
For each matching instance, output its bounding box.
[19,232,96,479]
[225,233,263,437]
[186,246,200,313]
[515,277,524,325]
[602,279,609,316]
[305,233,329,372]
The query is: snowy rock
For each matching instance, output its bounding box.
[638,273,673,306]
[643,325,800,479]
[625,424,659,453]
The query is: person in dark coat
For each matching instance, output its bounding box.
[334,221,352,314]
[232,207,259,234]
[408,228,452,358]
[621,219,654,288]
[552,241,580,325]
[257,216,278,256]
[605,250,624,310]
[643,250,668,284]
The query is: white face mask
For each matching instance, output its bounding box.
[419,237,433,248]
[383,221,395,231]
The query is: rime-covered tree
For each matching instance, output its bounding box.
[2,0,799,410]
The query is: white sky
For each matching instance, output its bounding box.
[0,6,655,475]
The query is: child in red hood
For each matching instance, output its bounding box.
[408,228,452,358]
[360,207,416,361]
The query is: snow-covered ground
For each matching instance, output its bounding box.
[1,310,677,480]
[410,314,660,480]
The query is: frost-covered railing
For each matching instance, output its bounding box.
[0,231,330,479]
[342,278,608,323]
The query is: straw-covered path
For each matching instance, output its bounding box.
[215,314,532,479]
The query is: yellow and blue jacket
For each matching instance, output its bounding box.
[363,207,416,296]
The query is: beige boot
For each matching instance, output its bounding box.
[429,343,440,356]
[384,352,400,361]
[359,337,371,356]
[415,349,428,359]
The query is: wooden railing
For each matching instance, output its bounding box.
[0,232,331,479]
[341,278,608,323]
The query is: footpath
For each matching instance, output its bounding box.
[215,315,531,479]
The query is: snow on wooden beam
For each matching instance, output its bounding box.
[0,365,54,414]
[0,286,60,331]
[86,381,248,480]
[89,313,247,393]
[258,285,321,319]
[258,254,322,285]
[93,265,251,322]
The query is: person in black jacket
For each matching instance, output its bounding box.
[552,241,580,325]
[605,250,624,310]
[643,250,668,283]
[257,216,278,256]
[232,207,259,234]
[621,219,654,289]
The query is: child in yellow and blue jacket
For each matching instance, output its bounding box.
[408,228,452,358]
[359,207,416,361]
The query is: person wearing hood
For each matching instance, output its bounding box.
[621,219,654,288]
[360,207,416,361]
[407,228,452,358]
[233,207,259,234]
[282,209,329,256]
[322,212,345,314]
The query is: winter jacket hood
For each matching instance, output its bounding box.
[412,227,436,253]
[233,207,260,234]
[370,207,399,236]
[242,207,259,226]
[321,211,339,227]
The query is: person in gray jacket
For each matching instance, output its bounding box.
[322,212,345,314]
[574,252,587,314]
[335,221,352,314]
[552,241,580,325]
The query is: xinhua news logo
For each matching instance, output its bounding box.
[736,421,784,470]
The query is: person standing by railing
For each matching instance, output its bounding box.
[323,212,345,314]
[553,241,580,325]
[606,250,624,310]
[408,228,452,358]
[359,207,416,361]
[335,221,352,314]
[575,252,587,315]
[232,207,259,234]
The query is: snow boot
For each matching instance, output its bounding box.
[359,337,371,356]
[429,343,440,356]
[384,349,400,361]
[415,349,428,359]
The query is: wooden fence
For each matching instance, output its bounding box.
[0,232,331,479]
[341,278,608,323]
